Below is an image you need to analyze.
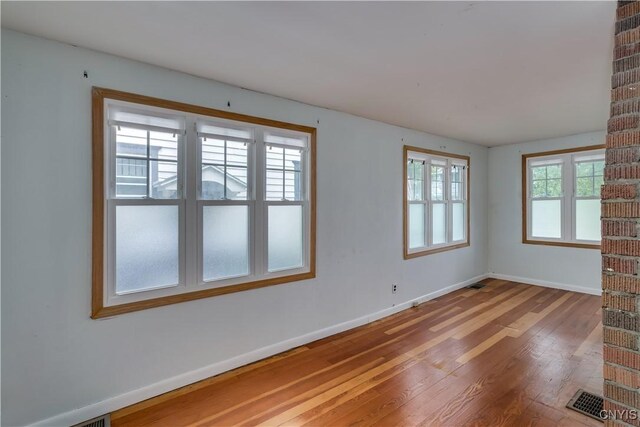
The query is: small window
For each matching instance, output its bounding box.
[403,146,470,259]
[92,88,316,318]
[523,146,604,248]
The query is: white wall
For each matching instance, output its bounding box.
[1,30,489,426]
[487,131,605,294]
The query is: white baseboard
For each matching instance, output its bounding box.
[28,273,488,427]
[487,273,601,296]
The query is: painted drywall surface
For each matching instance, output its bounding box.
[487,131,605,293]
[1,30,488,426]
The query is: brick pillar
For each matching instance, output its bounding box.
[603,2,640,424]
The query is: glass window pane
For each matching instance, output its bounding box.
[226,167,249,200]
[201,165,225,200]
[595,175,604,191]
[115,127,180,200]
[150,160,179,199]
[149,131,178,161]
[451,165,460,182]
[201,138,225,164]
[201,165,248,200]
[201,138,249,200]
[226,140,249,168]
[116,158,147,198]
[409,204,425,249]
[266,170,284,201]
[266,146,303,201]
[431,166,444,200]
[451,182,461,201]
[531,200,562,239]
[546,179,562,197]
[407,161,424,201]
[285,148,302,171]
[415,162,424,181]
[532,180,545,198]
[203,206,249,281]
[531,164,562,197]
[116,205,179,294]
[407,181,415,202]
[268,205,303,271]
[452,203,465,241]
[547,164,562,179]
[432,203,446,244]
[532,166,546,180]
[575,160,604,197]
[576,162,593,177]
[414,179,424,200]
[595,160,605,174]
[431,181,443,201]
[116,126,147,158]
[576,199,601,241]
[266,146,284,169]
[284,170,302,200]
[451,165,464,201]
[576,177,594,197]
[407,162,414,198]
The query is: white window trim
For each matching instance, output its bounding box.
[523,147,604,248]
[404,146,470,259]
[101,97,313,310]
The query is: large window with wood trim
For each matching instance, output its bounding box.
[522,145,604,249]
[92,88,316,318]
[403,146,470,259]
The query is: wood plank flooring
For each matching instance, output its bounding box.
[111,279,603,426]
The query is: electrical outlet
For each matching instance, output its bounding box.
[392,284,398,294]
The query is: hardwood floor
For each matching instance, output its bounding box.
[111,279,603,426]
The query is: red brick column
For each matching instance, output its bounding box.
[603,2,640,425]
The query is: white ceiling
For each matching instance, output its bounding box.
[1,1,616,146]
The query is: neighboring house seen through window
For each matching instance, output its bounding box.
[92,88,316,318]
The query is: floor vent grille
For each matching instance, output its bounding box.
[72,414,110,427]
[467,283,485,289]
[567,389,603,421]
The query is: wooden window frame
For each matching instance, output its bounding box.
[521,145,605,250]
[92,87,316,318]
[403,145,471,259]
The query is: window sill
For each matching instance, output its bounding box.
[91,271,315,319]
[522,239,600,250]
[404,241,470,259]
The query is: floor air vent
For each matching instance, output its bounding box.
[72,414,110,427]
[467,283,485,289]
[567,389,603,421]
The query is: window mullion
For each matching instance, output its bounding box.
[527,160,533,240]
[255,129,266,277]
[422,161,427,246]
[446,159,452,243]
[426,160,432,247]
[282,148,286,200]
[564,155,573,241]
[223,140,228,199]
[106,128,116,303]
[185,119,197,288]
[146,130,151,198]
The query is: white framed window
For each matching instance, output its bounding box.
[92,88,316,318]
[523,146,604,248]
[404,146,470,259]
